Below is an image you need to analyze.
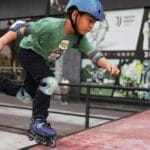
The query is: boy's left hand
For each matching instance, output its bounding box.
[105,64,120,76]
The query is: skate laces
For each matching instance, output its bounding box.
[34,116,51,129]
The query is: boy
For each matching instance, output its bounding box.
[0,0,119,146]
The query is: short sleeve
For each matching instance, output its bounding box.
[77,36,94,53]
[29,18,52,37]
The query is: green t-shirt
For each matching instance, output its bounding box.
[20,17,94,65]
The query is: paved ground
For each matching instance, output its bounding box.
[0,93,149,150]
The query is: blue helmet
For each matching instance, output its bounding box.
[66,0,105,21]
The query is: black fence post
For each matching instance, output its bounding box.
[85,86,90,129]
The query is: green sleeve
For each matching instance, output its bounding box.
[77,36,94,53]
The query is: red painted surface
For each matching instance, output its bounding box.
[30,110,150,150]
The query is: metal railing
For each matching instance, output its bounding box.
[0,82,150,134]
[59,83,150,128]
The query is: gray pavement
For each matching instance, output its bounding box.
[0,131,35,150]
[0,93,149,150]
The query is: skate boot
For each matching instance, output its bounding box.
[28,116,57,147]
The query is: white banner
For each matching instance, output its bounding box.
[87,8,144,51]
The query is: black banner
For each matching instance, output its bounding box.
[101,0,150,10]
[0,0,49,20]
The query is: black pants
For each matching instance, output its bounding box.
[18,48,54,119]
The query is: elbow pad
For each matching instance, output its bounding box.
[9,20,30,38]
[87,49,104,66]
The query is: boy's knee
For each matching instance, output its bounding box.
[39,77,58,95]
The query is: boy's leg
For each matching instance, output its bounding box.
[18,48,57,119]
[18,49,58,145]
[23,71,39,98]
[16,71,38,103]
[0,75,34,103]
[0,76,21,96]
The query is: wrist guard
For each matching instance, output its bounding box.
[87,49,104,66]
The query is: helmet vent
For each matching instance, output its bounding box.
[98,10,101,14]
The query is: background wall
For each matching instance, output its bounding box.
[0,0,150,100]
[0,0,49,20]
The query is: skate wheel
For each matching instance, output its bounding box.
[42,138,48,145]
[28,131,34,141]
[28,136,34,141]
[35,134,46,145]
[49,138,56,147]
[35,138,42,144]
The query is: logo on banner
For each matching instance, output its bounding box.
[116,16,122,27]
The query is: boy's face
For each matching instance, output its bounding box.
[76,13,96,35]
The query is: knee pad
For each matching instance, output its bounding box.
[39,77,58,95]
[16,88,32,103]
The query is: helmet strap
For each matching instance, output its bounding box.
[69,12,78,35]
[68,12,83,45]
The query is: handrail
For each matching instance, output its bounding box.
[0,81,149,130]
[59,83,150,128]
[59,83,150,91]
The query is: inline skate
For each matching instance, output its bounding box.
[28,116,57,147]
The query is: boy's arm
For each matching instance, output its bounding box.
[85,49,120,76]
[97,57,120,76]
[0,21,29,51]
[0,31,17,48]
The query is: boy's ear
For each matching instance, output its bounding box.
[71,10,79,21]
